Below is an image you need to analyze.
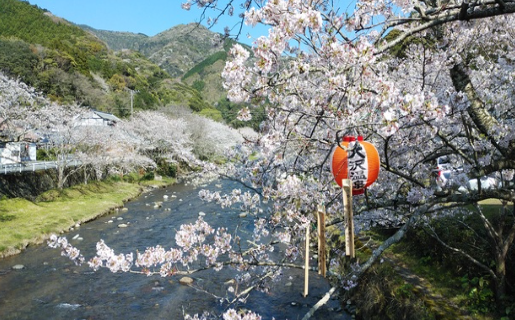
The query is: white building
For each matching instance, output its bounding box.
[76,110,120,127]
[0,142,37,164]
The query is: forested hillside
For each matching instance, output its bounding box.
[84,23,249,105]
[0,0,214,117]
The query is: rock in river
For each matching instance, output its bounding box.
[179,277,194,285]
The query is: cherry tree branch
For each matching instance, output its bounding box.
[423,223,498,281]
[301,286,337,320]
[377,1,515,54]
[353,205,429,278]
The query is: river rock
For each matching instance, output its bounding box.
[72,234,80,240]
[118,224,129,228]
[198,211,206,217]
[239,212,248,218]
[107,220,113,223]
[121,208,129,212]
[56,303,81,310]
[179,277,194,285]
[12,264,25,270]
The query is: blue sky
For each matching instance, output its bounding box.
[27,0,268,45]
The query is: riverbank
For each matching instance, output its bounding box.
[0,180,146,258]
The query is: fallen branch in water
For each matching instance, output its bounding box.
[301,286,337,320]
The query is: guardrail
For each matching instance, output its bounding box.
[0,160,82,175]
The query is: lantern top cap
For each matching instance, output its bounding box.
[343,135,364,142]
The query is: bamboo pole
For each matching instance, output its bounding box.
[304,224,310,297]
[317,205,326,277]
[342,179,355,258]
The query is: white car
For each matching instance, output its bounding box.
[434,156,499,192]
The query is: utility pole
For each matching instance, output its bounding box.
[128,89,138,119]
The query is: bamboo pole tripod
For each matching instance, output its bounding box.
[303,179,354,297]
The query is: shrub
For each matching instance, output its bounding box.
[141,171,155,181]
[122,172,140,183]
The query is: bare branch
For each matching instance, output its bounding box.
[424,224,498,280]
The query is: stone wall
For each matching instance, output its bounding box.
[0,168,87,200]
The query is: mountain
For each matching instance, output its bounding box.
[0,0,214,117]
[83,23,240,103]
[79,25,150,52]
[82,24,266,128]
[83,24,225,78]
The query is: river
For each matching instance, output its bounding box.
[0,179,350,319]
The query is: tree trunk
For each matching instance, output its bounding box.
[494,251,506,303]
[449,62,513,157]
[57,165,65,190]
[450,62,498,135]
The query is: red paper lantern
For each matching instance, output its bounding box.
[331,136,380,195]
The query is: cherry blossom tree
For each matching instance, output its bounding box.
[0,72,47,142]
[181,0,515,305]
[34,103,104,189]
[185,114,244,161]
[73,124,155,181]
[120,110,196,167]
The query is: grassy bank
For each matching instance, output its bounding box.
[0,181,143,258]
[348,202,514,320]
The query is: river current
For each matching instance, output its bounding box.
[0,179,349,319]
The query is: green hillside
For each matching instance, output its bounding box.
[84,24,250,104]
[0,0,212,116]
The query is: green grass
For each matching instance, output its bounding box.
[138,176,176,188]
[0,181,142,258]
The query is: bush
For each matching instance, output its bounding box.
[141,171,155,181]
[36,148,55,161]
[155,159,177,178]
[122,172,140,183]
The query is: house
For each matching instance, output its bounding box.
[76,110,121,127]
[0,142,37,164]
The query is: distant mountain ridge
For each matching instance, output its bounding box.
[79,25,150,52]
[82,23,236,103]
[82,24,225,76]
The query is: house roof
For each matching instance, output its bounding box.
[92,110,121,122]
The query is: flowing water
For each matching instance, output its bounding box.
[0,179,350,319]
